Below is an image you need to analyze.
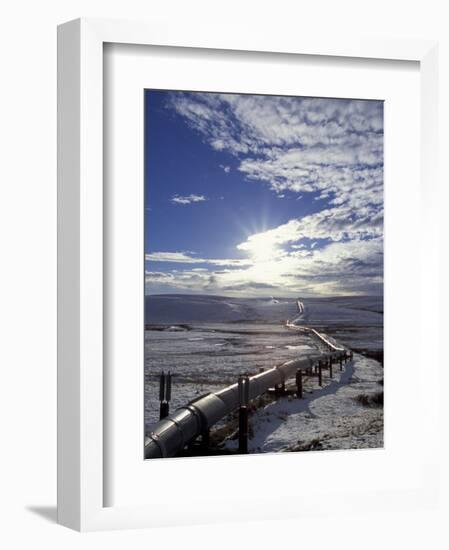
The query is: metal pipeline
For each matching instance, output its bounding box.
[285,322,345,352]
[145,345,347,459]
[308,328,345,351]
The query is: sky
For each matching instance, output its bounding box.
[144,90,383,297]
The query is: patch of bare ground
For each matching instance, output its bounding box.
[355,391,383,407]
[285,414,384,452]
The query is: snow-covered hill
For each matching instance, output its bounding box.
[145,294,383,326]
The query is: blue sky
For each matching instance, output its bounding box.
[145,90,383,297]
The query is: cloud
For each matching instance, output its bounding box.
[167,92,383,214]
[150,91,384,297]
[171,194,207,205]
[145,251,252,267]
[146,236,383,297]
[168,92,382,150]
[236,205,382,259]
[145,271,175,283]
[221,282,277,291]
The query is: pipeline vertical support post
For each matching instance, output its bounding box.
[339,355,343,371]
[166,371,172,402]
[296,369,303,398]
[159,370,172,420]
[159,370,165,401]
[160,401,169,420]
[238,375,249,454]
[159,371,166,420]
[318,361,322,386]
[329,357,333,379]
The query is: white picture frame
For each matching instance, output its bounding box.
[57,17,439,531]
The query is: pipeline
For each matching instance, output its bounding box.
[145,340,348,459]
[285,322,345,352]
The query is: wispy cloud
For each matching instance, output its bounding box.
[145,251,252,267]
[171,194,207,205]
[168,93,383,213]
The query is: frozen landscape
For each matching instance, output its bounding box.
[144,294,383,453]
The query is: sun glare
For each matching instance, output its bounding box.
[237,231,279,263]
[249,239,277,262]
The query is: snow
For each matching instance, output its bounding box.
[145,294,384,449]
[223,354,383,453]
[145,294,383,326]
[289,297,382,327]
[144,322,323,429]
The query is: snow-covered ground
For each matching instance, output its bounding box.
[223,353,383,453]
[145,294,384,450]
[144,323,321,428]
[145,294,382,327]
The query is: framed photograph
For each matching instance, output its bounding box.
[143,89,384,460]
[58,18,440,531]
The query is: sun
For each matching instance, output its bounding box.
[246,238,277,262]
[237,227,280,263]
